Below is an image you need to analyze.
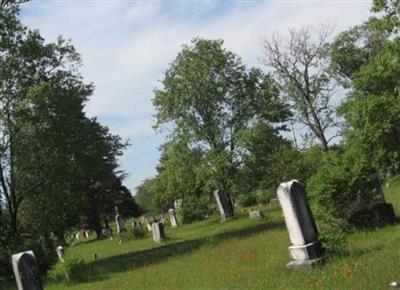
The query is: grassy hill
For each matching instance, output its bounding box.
[4,184,400,290]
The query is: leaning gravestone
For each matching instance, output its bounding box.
[144,217,152,231]
[168,208,179,228]
[214,189,234,221]
[12,251,43,290]
[56,246,64,262]
[277,180,325,270]
[114,206,126,233]
[152,222,165,243]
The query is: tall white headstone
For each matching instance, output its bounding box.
[56,246,64,262]
[168,208,179,228]
[115,214,126,233]
[152,222,165,243]
[214,189,234,221]
[12,251,43,290]
[277,180,325,270]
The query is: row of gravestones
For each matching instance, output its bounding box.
[10,179,396,289]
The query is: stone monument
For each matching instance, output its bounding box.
[277,180,325,270]
[114,206,126,233]
[249,210,264,219]
[56,246,64,262]
[152,222,165,243]
[213,189,234,221]
[12,251,43,290]
[168,208,179,228]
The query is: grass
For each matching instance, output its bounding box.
[4,184,400,290]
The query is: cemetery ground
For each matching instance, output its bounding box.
[3,185,400,290]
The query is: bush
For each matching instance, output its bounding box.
[48,254,86,283]
[180,195,211,223]
[256,190,272,205]
[119,227,146,242]
[307,150,380,252]
[237,193,257,207]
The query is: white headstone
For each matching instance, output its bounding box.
[277,180,325,270]
[115,214,126,233]
[168,208,179,228]
[12,251,43,290]
[214,189,234,221]
[151,222,165,243]
[56,246,64,262]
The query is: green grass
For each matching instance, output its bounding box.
[5,184,400,290]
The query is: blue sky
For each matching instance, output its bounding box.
[19,0,372,193]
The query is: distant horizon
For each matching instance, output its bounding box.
[20,0,372,194]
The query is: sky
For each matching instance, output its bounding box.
[19,0,372,194]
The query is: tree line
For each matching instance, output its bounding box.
[0,7,142,282]
[136,0,400,250]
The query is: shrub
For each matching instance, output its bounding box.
[48,254,86,283]
[256,190,272,205]
[307,150,380,252]
[237,193,257,207]
[119,227,146,242]
[180,195,211,223]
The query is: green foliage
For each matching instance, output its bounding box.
[48,254,86,284]
[179,195,212,223]
[307,150,382,251]
[256,190,272,205]
[237,193,257,207]
[153,38,289,194]
[119,227,147,242]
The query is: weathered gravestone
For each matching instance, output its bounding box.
[277,180,325,270]
[174,199,183,210]
[152,222,165,243]
[114,206,126,233]
[214,189,234,221]
[131,220,140,229]
[249,210,264,219]
[56,246,64,262]
[168,208,179,228]
[12,251,43,290]
[143,217,152,231]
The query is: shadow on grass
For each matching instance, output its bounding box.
[84,220,285,281]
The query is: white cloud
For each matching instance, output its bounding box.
[20,0,372,191]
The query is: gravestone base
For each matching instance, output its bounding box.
[371,202,396,225]
[289,240,324,260]
[249,210,265,220]
[286,256,326,271]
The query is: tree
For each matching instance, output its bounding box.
[330,2,400,177]
[153,38,289,195]
[0,7,86,235]
[262,24,339,151]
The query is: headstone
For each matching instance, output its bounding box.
[84,230,90,238]
[269,197,281,207]
[56,246,64,262]
[144,218,152,231]
[12,251,43,290]
[168,208,179,228]
[151,222,165,243]
[277,180,325,270]
[131,220,139,229]
[174,199,183,210]
[213,189,234,221]
[102,227,113,236]
[79,229,85,239]
[75,232,80,240]
[369,202,396,226]
[249,210,264,219]
[115,215,126,233]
